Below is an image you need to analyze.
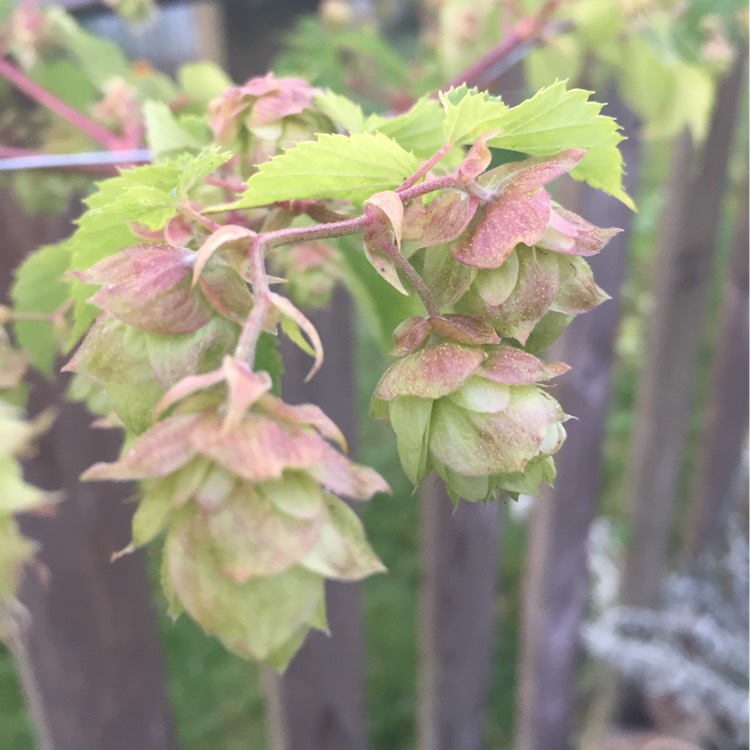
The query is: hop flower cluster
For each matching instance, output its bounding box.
[84,358,387,666]
[371,314,568,501]
[371,144,618,501]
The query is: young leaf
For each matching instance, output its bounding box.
[440,86,507,146]
[313,90,366,133]
[483,82,633,209]
[231,132,420,207]
[366,97,446,157]
[144,101,203,161]
[177,147,233,202]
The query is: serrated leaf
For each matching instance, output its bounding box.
[232,132,420,208]
[144,100,202,161]
[314,90,365,133]
[177,147,232,201]
[366,97,446,157]
[11,243,72,378]
[88,185,176,231]
[441,86,506,145]
[484,82,633,209]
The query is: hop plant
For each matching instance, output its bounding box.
[10,68,631,666]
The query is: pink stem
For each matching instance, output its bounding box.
[399,144,452,190]
[0,56,126,150]
[445,0,563,90]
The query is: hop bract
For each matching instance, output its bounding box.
[371,315,569,502]
[83,363,388,668]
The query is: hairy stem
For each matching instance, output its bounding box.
[379,240,441,317]
[397,174,465,203]
[399,144,452,191]
[180,203,222,232]
[234,237,272,365]
[0,57,126,150]
[264,214,372,249]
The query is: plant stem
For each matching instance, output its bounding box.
[263,214,372,250]
[0,56,127,150]
[397,174,465,203]
[379,239,441,317]
[234,237,272,365]
[180,203,221,232]
[399,144,452,190]
[445,0,563,91]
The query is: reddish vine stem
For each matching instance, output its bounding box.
[232,170,468,364]
[399,144,452,190]
[0,56,127,150]
[234,238,272,365]
[180,203,221,232]
[444,0,564,90]
[379,239,441,317]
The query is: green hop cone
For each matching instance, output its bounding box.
[371,314,569,502]
[66,243,252,432]
[410,149,619,350]
[83,360,388,668]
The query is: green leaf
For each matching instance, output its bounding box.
[28,58,98,111]
[367,97,446,157]
[232,132,420,207]
[255,332,283,396]
[440,86,507,145]
[177,62,233,106]
[177,146,232,201]
[314,90,365,133]
[144,100,203,161]
[90,185,176,231]
[10,243,72,378]
[46,8,130,89]
[485,82,634,209]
